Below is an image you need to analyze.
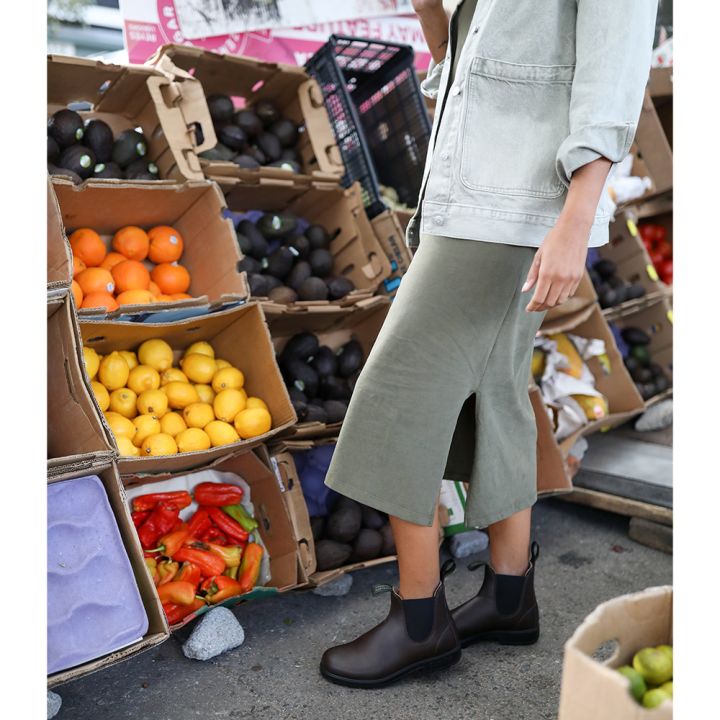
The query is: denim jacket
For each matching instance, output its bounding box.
[406,0,658,250]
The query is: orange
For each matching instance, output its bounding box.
[72,255,86,278]
[76,267,115,296]
[81,291,119,311]
[148,281,162,297]
[116,289,155,306]
[112,260,151,293]
[101,251,126,271]
[156,294,174,302]
[71,280,83,307]
[112,226,149,261]
[151,263,191,295]
[148,226,184,264]
[69,228,106,267]
[170,293,192,300]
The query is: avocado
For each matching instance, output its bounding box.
[593,258,617,280]
[315,539,352,571]
[268,286,298,304]
[298,276,329,301]
[287,386,308,406]
[83,119,114,162]
[48,109,84,148]
[612,285,628,304]
[280,147,301,164]
[630,344,651,366]
[234,109,263,138]
[310,346,338,377]
[588,268,601,288]
[633,367,653,383]
[199,143,237,162]
[350,528,383,562]
[92,162,125,179]
[217,123,247,151]
[309,248,334,278]
[361,506,385,531]
[599,288,618,308]
[265,247,295,279]
[621,327,651,346]
[235,232,252,255]
[125,158,159,180]
[607,275,624,289]
[206,94,234,123]
[305,402,328,424]
[263,275,283,292]
[255,100,280,128]
[48,163,81,184]
[318,375,351,402]
[310,516,326,542]
[625,284,646,301]
[283,358,319,398]
[639,382,657,400]
[337,340,364,378]
[292,399,308,422]
[47,136,60,164]
[112,129,147,168]
[323,400,347,424]
[306,224,331,250]
[267,159,301,174]
[246,145,268,165]
[247,273,269,296]
[281,332,320,363]
[654,375,670,393]
[379,524,396,555]
[232,154,261,169]
[58,144,96,179]
[347,368,362,394]
[238,220,268,259]
[257,212,297,239]
[269,118,299,148]
[287,260,312,291]
[325,503,362,543]
[285,234,311,259]
[327,276,355,300]
[649,363,665,379]
[257,132,282,162]
[624,356,640,375]
[238,256,262,275]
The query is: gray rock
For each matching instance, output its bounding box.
[449,529,489,559]
[47,690,62,719]
[635,399,673,432]
[312,573,353,597]
[182,607,245,661]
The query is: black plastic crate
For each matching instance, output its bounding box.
[306,35,431,219]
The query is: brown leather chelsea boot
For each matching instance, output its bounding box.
[320,561,462,688]
[451,542,540,648]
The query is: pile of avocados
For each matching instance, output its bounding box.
[48,108,158,182]
[620,325,670,400]
[590,258,646,309]
[199,94,302,174]
[235,212,355,303]
[312,496,396,571]
[278,331,364,426]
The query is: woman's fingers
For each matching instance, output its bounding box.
[522,250,542,293]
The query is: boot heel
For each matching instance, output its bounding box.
[497,628,539,646]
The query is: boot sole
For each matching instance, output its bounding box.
[320,645,462,689]
[460,627,539,649]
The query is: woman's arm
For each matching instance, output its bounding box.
[412,0,449,64]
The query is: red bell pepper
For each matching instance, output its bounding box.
[237,542,263,593]
[157,560,179,585]
[200,575,245,604]
[187,541,243,568]
[132,510,150,528]
[144,557,159,585]
[137,503,180,550]
[147,529,190,557]
[163,598,205,626]
[193,482,243,507]
[132,491,192,513]
[186,507,212,538]
[174,546,226,577]
[176,562,202,589]
[200,527,228,545]
[158,580,196,605]
[206,507,249,544]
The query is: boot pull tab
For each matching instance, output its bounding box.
[440,559,456,581]
[530,541,540,563]
[371,583,393,597]
[467,560,486,572]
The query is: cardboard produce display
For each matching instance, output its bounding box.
[47,54,214,183]
[369,210,414,299]
[47,178,72,295]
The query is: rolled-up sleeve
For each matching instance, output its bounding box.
[556,0,658,186]
[420,57,446,100]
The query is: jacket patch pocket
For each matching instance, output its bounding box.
[460,57,574,199]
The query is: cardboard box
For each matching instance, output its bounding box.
[264,296,391,439]
[48,54,215,182]
[148,44,344,183]
[47,294,114,463]
[47,177,72,295]
[558,586,672,720]
[370,210,414,299]
[52,177,248,320]
[122,446,304,628]
[224,179,392,298]
[47,453,169,687]
[634,88,672,195]
[79,302,296,473]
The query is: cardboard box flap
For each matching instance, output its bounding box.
[48,54,127,108]
[48,450,116,479]
[540,302,597,335]
[47,178,72,290]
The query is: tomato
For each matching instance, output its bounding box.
[650,250,665,267]
[640,223,666,244]
[658,259,673,285]
[655,240,673,259]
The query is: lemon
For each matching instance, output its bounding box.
[660,681,673,698]
[118,350,138,370]
[212,367,244,393]
[214,358,231,370]
[127,364,161,395]
[98,351,129,390]
[138,338,174,372]
[641,688,671,709]
[160,367,188,386]
[183,402,215,429]
[142,432,178,456]
[132,413,162,447]
[184,341,215,359]
[181,353,217,384]
[176,427,212,453]
[194,383,215,404]
[164,381,200,409]
[633,647,673,686]
[160,411,187,437]
[83,347,100,380]
[214,388,247,422]
[91,380,110,411]
[234,407,272,439]
[245,396,268,411]
[104,411,135,440]
[137,389,168,418]
[116,435,140,457]
[109,388,138,419]
[205,420,240,447]
[656,645,673,663]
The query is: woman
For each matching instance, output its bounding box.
[320,0,658,688]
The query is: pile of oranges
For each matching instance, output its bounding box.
[70,224,193,311]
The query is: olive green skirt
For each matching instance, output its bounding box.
[324,233,545,528]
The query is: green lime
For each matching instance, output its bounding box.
[617,665,647,702]
[642,688,671,709]
[633,647,673,685]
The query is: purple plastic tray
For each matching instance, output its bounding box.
[47,475,148,675]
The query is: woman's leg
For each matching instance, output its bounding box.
[487,507,532,575]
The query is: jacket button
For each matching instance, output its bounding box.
[434,215,445,225]
[451,85,462,96]
[441,151,450,160]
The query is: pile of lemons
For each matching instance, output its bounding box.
[83,338,273,457]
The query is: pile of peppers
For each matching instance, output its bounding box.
[131,482,264,626]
